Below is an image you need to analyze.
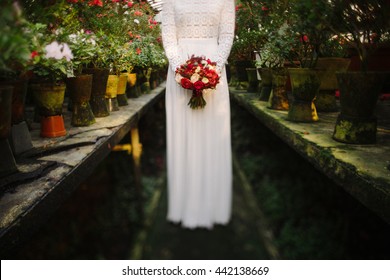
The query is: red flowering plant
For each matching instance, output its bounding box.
[175,55,220,109]
[287,0,337,68]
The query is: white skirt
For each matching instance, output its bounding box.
[165,38,232,229]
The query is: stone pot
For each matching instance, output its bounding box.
[315,57,351,112]
[268,68,289,111]
[332,71,385,144]
[0,85,18,177]
[105,74,120,111]
[32,83,67,138]
[117,73,129,106]
[258,67,273,101]
[246,67,260,93]
[82,68,110,118]
[66,74,96,127]
[287,68,320,122]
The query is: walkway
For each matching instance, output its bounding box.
[130,161,276,260]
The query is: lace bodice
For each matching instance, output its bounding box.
[161,0,235,71]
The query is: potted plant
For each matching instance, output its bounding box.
[66,30,97,126]
[326,0,390,144]
[313,36,350,112]
[262,34,291,111]
[230,2,264,90]
[240,0,292,109]
[0,0,34,158]
[284,0,336,122]
[28,22,74,137]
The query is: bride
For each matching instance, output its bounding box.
[161,0,235,229]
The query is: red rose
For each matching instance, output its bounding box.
[193,80,205,91]
[181,78,193,89]
[208,78,217,87]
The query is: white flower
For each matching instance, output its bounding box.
[175,73,183,83]
[195,66,201,73]
[203,88,214,95]
[89,38,96,46]
[134,19,140,24]
[61,43,73,61]
[202,77,209,84]
[68,34,77,43]
[45,41,63,60]
[190,73,200,83]
[44,41,73,61]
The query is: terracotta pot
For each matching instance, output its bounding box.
[40,115,67,138]
[32,83,67,138]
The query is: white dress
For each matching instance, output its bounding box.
[161,0,235,229]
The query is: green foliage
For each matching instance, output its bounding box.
[326,0,390,71]
[0,0,31,78]
[130,35,167,70]
[67,30,98,75]
[21,0,167,78]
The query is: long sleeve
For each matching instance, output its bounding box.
[161,0,182,72]
[216,0,235,71]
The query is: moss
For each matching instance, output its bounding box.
[333,118,377,144]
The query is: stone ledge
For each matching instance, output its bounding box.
[230,89,390,225]
[0,83,166,256]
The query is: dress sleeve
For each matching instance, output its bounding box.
[161,0,182,72]
[216,0,235,72]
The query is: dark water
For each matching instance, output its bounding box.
[5,99,390,260]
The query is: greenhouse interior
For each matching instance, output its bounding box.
[0,0,390,260]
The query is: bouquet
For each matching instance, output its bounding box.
[175,55,220,109]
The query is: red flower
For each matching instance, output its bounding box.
[208,77,217,87]
[30,51,39,59]
[300,35,309,43]
[136,48,142,55]
[88,0,103,6]
[193,80,205,91]
[181,78,193,89]
[176,55,220,109]
[134,10,143,16]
